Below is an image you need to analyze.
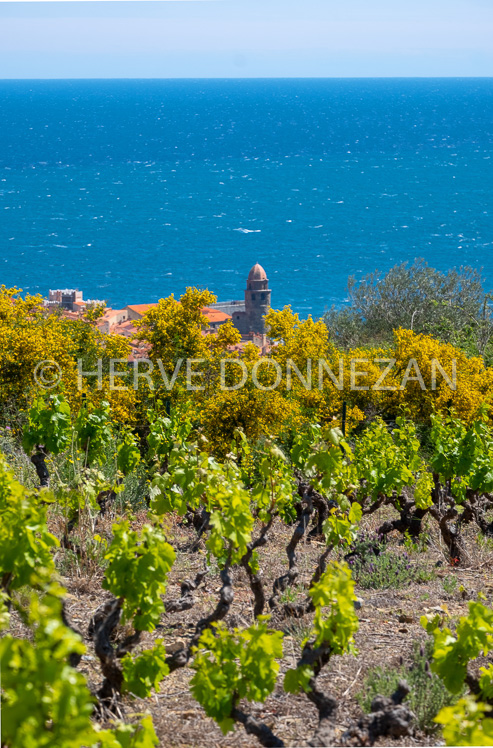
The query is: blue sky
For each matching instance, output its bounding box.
[0,0,492,78]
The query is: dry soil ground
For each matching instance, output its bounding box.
[9,505,493,748]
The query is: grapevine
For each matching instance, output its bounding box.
[5,388,493,746]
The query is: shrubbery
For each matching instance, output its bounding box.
[3,270,493,745]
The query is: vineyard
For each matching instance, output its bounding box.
[4,281,493,746]
[3,391,493,747]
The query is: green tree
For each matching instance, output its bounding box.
[324,260,493,358]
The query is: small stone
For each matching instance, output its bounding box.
[166,639,186,654]
[354,597,363,610]
[398,614,414,623]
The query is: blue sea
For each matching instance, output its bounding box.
[1,79,492,317]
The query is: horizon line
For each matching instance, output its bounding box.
[2,75,493,81]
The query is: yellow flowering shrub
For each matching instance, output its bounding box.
[391,328,493,423]
[199,387,301,456]
[0,286,136,424]
[136,287,217,373]
[264,307,370,430]
[262,308,493,430]
[3,284,493,449]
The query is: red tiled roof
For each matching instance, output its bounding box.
[100,308,127,318]
[112,320,138,337]
[127,303,158,315]
[202,307,232,324]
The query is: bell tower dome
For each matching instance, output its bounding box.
[245,263,271,334]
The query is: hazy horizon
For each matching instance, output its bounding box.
[2,76,493,80]
[1,0,492,79]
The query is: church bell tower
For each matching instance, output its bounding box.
[245,263,271,334]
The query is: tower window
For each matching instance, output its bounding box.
[261,293,265,300]
[251,294,256,300]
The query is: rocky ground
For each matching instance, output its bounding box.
[9,505,493,748]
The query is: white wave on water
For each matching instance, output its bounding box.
[233,228,261,233]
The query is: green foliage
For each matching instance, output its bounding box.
[304,430,355,500]
[0,590,160,748]
[435,697,493,746]
[152,440,255,567]
[283,663,314,695]
[11,377,493,748]
[146,404,193,465]
[0,454,58,592]
[103,521,176,631]
[324,259,492,355]
[251,440,296,523]
[0,590,10,628]
[205,475,254,567]
[278,583,305,604]
[429,411,493,501]
[56,467,112,527]
[75,400,113,466]
[284,562,358,694]
[84,301,107,323]
[0,594,95,748]
[358,639,459,733]
[478,664,493,700]
[290,422,323,469]
[291,422,357,502]
[414,470,434,510]
[191,619,284,734]
[98,716,159,748]
[121,641,169,698]
[422,600,493,693]
[116,463,148,512]
[309,561,359,652]
[22,394,72,455]
[149,445,209,516]
[323,502,362,548]
[117,431,141,476]
[353,417,421,502]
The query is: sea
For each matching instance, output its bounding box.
[0,78,492,318]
